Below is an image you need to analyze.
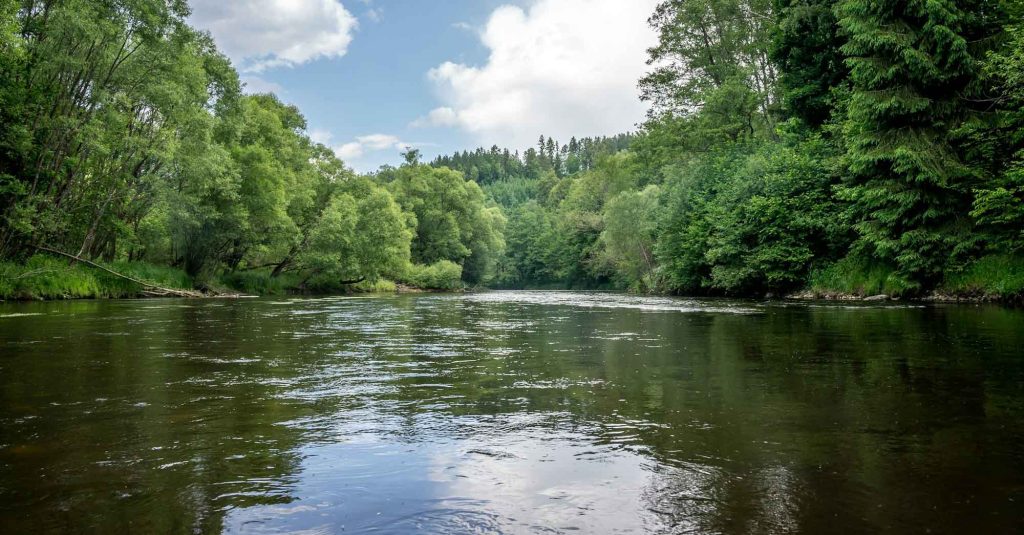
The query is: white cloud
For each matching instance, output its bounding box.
[422,0,659,149]
[410,107,459,128]
[335,134,408,161]
[189,0,358,73]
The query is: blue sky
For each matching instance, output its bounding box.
[189,0,659,172]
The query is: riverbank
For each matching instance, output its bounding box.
[0,255,407,301]
[4,253,1023,304]
[800,254,1024,305]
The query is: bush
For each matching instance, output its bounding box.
[352,279,397,293]
[401,261,464,290]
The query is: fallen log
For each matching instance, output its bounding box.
[34,246,205,298]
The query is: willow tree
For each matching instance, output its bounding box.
[0,0,237,260]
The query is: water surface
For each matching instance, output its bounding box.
[1,292,1023,533]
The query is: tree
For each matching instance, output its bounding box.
[641,0,779,139]
[836,0,1004,287]
[387,162,504,284]
[771,0,848,127]
[970,23,1024,253]
[601,185,662,291]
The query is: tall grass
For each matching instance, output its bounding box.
[808,256,915,296]
[943,255,1024,298]
[0,255,193,300]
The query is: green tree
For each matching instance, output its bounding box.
[970,24,1024,253]
[601,185,662,291]
[641,0,779,140]
[771,0,848,127]
[387,163,504,284]
[836,0,1004,287]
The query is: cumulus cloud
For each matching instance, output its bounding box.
[336,134,408,161]
[410,107,459,128]
[418,0,660,149]
[189,0,358,72]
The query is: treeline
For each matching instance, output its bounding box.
[0,0,503,296]
[430,134,633,185]
[3,0,1023,300]
[480,0,1024,297]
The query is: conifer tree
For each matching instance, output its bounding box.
[837,0,1002,286]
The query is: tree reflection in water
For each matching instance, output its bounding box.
[1,294,1022,533]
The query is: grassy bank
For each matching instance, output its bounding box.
[807,254,1024,301]
[6,253,1023,303]
[0,255,194,300]
[940,255,1024,300]
[1,255,430,300]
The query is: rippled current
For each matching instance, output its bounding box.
[1,292,1023,534]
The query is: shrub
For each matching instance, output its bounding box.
[402,261,464,290]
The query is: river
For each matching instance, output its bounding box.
[1,292,1023,533]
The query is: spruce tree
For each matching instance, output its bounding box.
[837,0,1002,287]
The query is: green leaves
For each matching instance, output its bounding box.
[836,0,1003,286]
[387,163,504,285]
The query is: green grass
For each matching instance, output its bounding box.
[808,256,916,297]
[0,255,194,300]
[942,255,1024,298]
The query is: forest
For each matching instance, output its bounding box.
[1,0,1023,299]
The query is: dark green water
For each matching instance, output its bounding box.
[1,292,1023,534]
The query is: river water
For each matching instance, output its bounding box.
[1,292,1022,534]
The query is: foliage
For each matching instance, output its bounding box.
[771,0,848,127]
[352,278,397,293]
[835,0,1004,289]
[3,0,1023,301]
[808,256,914,297]
[641,0,779,140]
[601,186,662,291]
[0,255,192,300]
[970,24,1024,253]
[494,200,561,287]
[430,135,633,183]
[0,2,450,297]
[401,261,464,291]
[942,255,1024,298]
[386,163,504,284]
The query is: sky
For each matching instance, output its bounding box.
[188,0,660,172]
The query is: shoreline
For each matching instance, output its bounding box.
[3,287,1019,306]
